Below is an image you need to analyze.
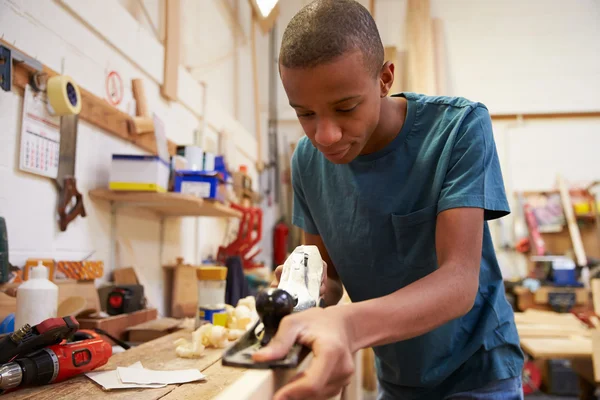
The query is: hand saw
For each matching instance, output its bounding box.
[55,114,86,231]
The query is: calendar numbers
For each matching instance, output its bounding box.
[19,85,61,179]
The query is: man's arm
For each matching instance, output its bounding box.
[343,206,483,351]
[303,231,344,307]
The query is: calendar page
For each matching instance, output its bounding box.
[19,84,61,179]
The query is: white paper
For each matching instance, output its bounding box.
[117,366,206,385]
[152,113,170,163]
[19,84,61,178]
[86,361,166,390]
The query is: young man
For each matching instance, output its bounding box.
[254,1,524,399]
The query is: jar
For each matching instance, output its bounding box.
[195,266,228,328]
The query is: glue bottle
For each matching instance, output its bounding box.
[15,261,58,329]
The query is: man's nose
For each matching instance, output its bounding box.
[314,118,342,147]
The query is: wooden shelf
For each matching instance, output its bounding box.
[89,189,242,218]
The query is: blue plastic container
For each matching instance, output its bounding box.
[173,170,220,200]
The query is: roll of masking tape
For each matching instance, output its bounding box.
[46,75,82,116]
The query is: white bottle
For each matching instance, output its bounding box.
[15,261,59,329]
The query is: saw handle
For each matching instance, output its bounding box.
[256,288,295,347]
[58,177,86,232]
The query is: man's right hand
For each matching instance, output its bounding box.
[270,260,328,299]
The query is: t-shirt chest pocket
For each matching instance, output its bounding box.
[391,205,438,270]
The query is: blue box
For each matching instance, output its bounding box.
[173,170,222,200]
[553,268,578,286]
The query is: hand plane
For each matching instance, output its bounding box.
[221,245,323,369]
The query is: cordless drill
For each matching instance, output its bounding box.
[0,321,112,393]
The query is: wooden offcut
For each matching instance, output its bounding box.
[161,0,181,101]
[405,0,437,94]
[250,17,263,171]
[557,174,588,266]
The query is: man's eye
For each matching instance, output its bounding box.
[297,112,314,118]
[337,105,357,113]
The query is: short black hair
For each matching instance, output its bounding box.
[279,0,384,77]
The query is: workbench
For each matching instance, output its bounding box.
[4,329,363,400]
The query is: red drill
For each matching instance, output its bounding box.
[0,330,112,393]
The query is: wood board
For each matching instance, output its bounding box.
[514,309,588,327]
[4,330,240,400]
[89,189,242,218]
[521,336,592,359]
[593,330,600,382]
[0,39,177,157]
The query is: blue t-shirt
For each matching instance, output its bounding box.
[291,92,524,399]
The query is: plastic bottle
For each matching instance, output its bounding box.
[15,261,58,329]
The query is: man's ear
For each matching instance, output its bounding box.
[379,61,395,97]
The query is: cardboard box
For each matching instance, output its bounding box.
[110,154,170,192]
[126,318,183,343]
[78,308,157,344]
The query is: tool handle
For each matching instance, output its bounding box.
[57,177,86,232]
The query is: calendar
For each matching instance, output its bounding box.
[19,84,61,179]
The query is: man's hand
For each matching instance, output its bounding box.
[252,306,356,400]
[270,260,328,299]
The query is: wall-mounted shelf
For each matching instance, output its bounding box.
[89,189,242,218]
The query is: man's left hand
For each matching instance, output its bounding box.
[252,306,356,400]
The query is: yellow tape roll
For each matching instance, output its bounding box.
[46,75,82,116]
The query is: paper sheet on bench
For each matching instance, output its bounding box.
[86,361,166,390]
[117,365,205,385]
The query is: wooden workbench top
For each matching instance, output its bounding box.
[4,330,246,400]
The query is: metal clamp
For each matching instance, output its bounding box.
[0,44,44,92]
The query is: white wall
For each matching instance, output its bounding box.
[0,0,267,315]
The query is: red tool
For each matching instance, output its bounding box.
[0,316,79,364]
[0,318,112,393]
[217,203,263,270]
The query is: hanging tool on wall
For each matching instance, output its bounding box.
[0,43,44,93]
[2,41,85,231]
[0,217,9,284]
[55,114,86,231]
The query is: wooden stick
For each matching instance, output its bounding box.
[161,0,181,101]
[132,116,154,135]
[132,78,149,117]
[405,0,436,94]
[250,16,263,171]
[557,174,587,266]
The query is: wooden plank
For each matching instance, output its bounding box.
[250,17,263,171]
[592,279,600,315]
[405,0,436,94]
[369,0,376,16]
[162,0,181,101]
[514,309,588,327]
[517,324,591,338]
[160,363,246,400]
[558,174,588,266]
[88,189,243,218]
[1,39,177,157]
[592,330,600,382]
[521,337,592,359]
